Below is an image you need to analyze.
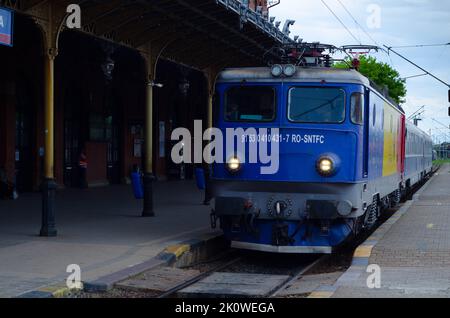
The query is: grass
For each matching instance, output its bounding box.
[433,159,450,165]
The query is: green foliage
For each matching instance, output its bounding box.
[433,159,450,165]
[334,56,407,104]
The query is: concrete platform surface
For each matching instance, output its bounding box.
[331,164,450,298]
[278,272,342,296]
[0,181,217,298]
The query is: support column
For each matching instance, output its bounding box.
[139,42,164,217]
[138,38,178,217]
[202,67,221,206]
[32,1,65,237]
[40,48,58,237]
[142,73,155,217]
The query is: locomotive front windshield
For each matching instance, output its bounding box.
[225,86,275,122]
[288,87,345,123]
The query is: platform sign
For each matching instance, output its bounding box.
[0,7,13,47]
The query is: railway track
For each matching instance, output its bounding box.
[157,253,327,298]
[157,255,243,298]
[267,255,328,298]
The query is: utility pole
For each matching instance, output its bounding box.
[409,105,425,127]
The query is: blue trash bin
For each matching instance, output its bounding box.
[195,168,205,190]
[131,172,144,199]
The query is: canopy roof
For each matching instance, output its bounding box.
[6,0,293,69]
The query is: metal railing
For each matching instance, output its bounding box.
[217,0,294,44]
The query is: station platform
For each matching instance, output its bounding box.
[0,181,218,298]
[324,163,450,298]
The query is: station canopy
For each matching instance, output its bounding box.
[8,0,293,69]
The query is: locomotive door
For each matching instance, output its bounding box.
[363,88,370,178]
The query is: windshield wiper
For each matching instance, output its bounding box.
[291,95,341,119]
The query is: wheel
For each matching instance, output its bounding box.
[364,200,380,230]
[390,189,401,208]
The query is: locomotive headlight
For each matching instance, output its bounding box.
[316,154,340,177]
[227,157,241,173]
[318,158,333,173]
[271,64,283,77]
[283,64,297,77]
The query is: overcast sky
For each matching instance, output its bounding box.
[270,0,450,142]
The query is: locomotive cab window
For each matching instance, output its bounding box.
[224,86,275,122]
[351,92,364,125]
[288,87,345,123]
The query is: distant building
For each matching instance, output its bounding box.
[434,143,450,159]
[242,0,270,18]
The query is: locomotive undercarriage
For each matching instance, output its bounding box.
[211,179,407,252]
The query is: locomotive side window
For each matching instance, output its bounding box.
[351,92,364,125]
[224,86,275,122]
[372,104,377,126]
[288,87,345,123]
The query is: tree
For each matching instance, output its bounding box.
[334,56,407,105]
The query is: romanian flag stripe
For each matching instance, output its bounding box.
[0,33,11,45]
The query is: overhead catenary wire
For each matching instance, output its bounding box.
[320,1,448,90]
[335,0,381,48]
[402,73,428,80]
[384,45,450,88]
[331,0,395,66]
[431,118,450,131]
[407,105,425,121]
[388,43,450,49]
[319,0,361,45]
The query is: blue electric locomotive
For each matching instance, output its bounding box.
[210,57,432,253]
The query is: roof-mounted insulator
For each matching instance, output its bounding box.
[282,20,295,36]
[352,58,361,70]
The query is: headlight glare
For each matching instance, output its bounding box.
[316,156,336,177]
[227,157,241,173]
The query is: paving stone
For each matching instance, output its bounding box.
[278,272,342,296]
[333,286,450,298]
[0,275,53,298]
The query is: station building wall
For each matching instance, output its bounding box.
[0,15,208,193]
[0,15,44,192]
